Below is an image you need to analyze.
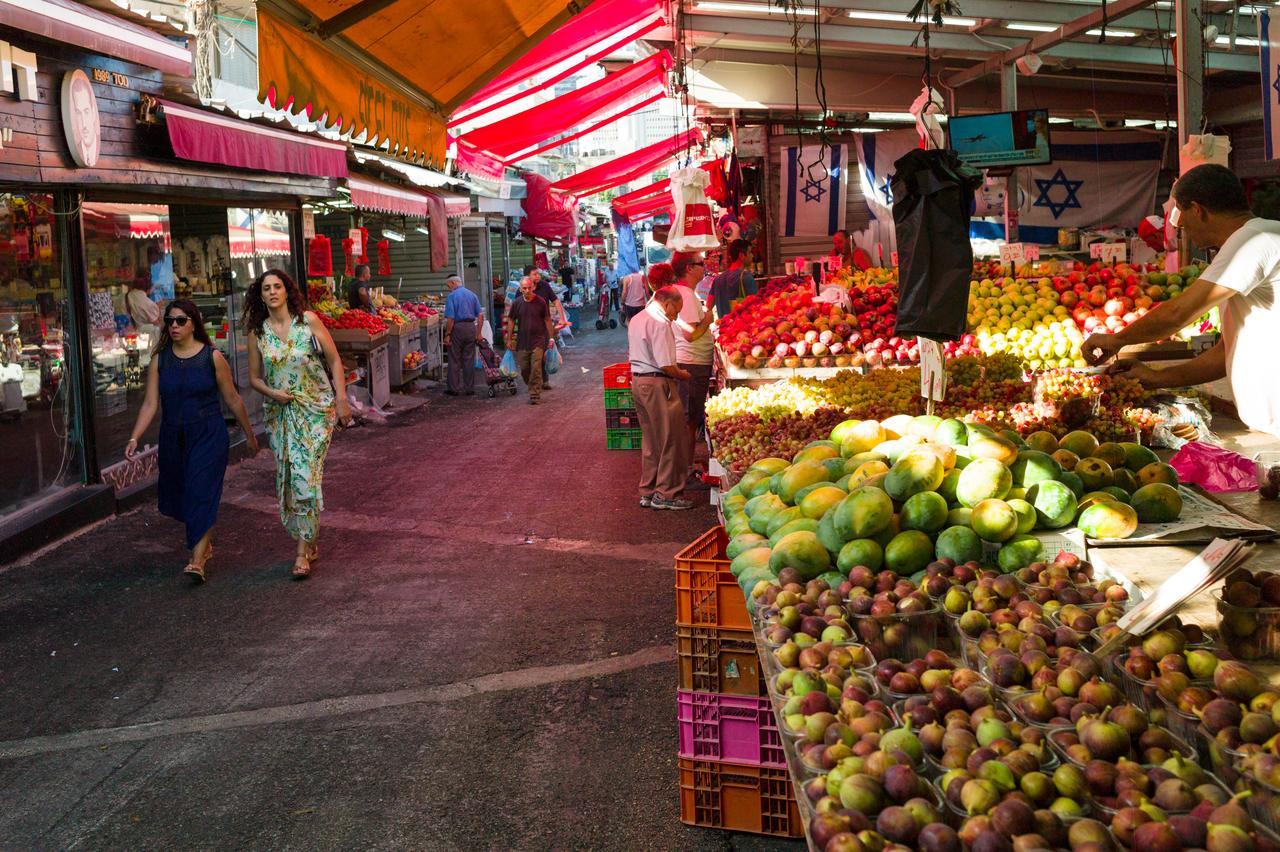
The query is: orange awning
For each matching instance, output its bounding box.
[257,0,581,164]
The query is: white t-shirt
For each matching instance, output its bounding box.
[673,284,714,365]
[628,301,676,374]
[1201,217,1280,438]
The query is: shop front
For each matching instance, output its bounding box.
[0,7,343,556]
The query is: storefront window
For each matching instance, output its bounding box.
[0,193,84,516]
[224,208,294,391]
[83,201,171,470]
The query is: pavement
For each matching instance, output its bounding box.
[0,326,800,851]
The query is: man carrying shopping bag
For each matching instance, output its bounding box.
[505,277,556,405]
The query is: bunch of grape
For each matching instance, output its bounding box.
[710,408,849,473]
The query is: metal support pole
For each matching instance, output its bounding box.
[1175,0,1204,262]
[1001,62,1019,245]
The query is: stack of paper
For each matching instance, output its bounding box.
[1094,537,1257,660]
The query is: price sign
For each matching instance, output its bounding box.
[1000,243,1041,265]
[302,209,316,240]
[891,251,899,267]
[1090,242,1128,265]
[348,228,364,259]
[918,337,946,402]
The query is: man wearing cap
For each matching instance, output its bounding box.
[444,275,483,396]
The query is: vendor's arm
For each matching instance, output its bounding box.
[1110,339,1227,390]
[1082,277,1236,365]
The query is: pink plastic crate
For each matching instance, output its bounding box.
[677,690,784,768]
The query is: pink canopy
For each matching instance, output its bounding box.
[459,51,672,164]
[614,192,671,223]
[553,127,703,198]
[520,172,577,240]
[452,0,666,127]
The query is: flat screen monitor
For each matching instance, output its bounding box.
[948,109,1052,168]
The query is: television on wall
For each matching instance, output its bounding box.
[948,108,1053,168]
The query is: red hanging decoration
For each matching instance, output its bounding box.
[376,239,391,275]
[357,227,370,263]
[307,235,333,277]
[342,238,355,276]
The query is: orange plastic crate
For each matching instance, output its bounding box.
[675,527,750,631]
[602,362,632,389]
[678,757,802,838]
[676,624,764,697]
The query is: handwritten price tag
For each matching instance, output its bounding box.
[999,243,1041,264]
[1090,242,1128,264]
[891,251,899,267]
[918,337,946,401]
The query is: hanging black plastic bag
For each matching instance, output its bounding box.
[891,148,983,341]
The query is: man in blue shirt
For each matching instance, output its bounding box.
[443,275,484,396]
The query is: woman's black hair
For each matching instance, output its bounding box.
[241,267,307,335]
[155,299,212,355]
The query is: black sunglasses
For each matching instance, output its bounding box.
[165,315,190,327]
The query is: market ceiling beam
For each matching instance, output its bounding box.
[683,14,1255,72]
[313,0,401,38]
[944,0,1161,88]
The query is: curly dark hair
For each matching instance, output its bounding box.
[153,299,212,355]
[241,268,307,335]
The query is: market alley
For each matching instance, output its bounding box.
[0,327,772,851]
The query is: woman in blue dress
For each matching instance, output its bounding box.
[126,300,258,582]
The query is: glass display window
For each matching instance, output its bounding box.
[0,192,84,516]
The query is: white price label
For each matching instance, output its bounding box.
[891,251,899,267]
[302,209,316,240]
[918,337,947,401]
[1000,243,1042,264]
[1090,242,1128,264]
[349,228,364,259]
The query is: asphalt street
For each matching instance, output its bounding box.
[0,326,799,851]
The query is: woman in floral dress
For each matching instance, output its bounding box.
[244,269,351,579]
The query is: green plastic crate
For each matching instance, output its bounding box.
[604,388,634,410]
[606,428,642,450]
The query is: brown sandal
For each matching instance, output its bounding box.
[291,555,311,580]
[306,542,319,564]
[184,544,212,584]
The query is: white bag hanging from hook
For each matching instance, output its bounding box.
[910,86,947,150]
[665,166,721,252]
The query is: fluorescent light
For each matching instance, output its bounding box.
[1006,22,1056,32]
[1087,28,1137,37]
[858,128,886,133]
[846,9,976,26]
[414,227,431,237]
[692,2,781,13]
[1217,35,1261,46]
[868,112,917,122]
[1048,117,1074,124]
[382,229,405,242]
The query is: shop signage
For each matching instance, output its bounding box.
[1090,241,1128,265]
[90,67,130,88]
[60,69,101,167]
[0,40,38,101]
[302,208,315,240]
[999,242,1040,264]
[918,337,946,402]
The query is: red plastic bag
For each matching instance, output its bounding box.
[307,234,332,277]
[1168,442,1257,492]
[376,239,391,275]
[342,238,355,276]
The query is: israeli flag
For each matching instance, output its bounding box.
[1263,11,1280,159]
[853,129,918,260]
[779,144,848,236]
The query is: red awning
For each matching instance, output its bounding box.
[229,225,291,258]
[158,100,348,179]
[0,0,191,74]
[520,173,576,240]
[458,51,671,164]
[552,128,703,198]
[346,174,433,217]
[451,0,665,127]
[453,138,506,182]
[426,189,472,217]
[611,158,721,221]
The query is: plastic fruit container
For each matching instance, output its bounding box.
[1244,769,1280,834]
[1202,722,1249,786]
[1090,766,1230,819]
[1156,693,1210,759]
[849,606,942,663]
[1109,653,1214,712]
[1215,589,1280,662]
[1046,725,1195,770]
[1258,451,1280,500]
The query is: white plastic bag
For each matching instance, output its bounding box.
[665,166,721,252]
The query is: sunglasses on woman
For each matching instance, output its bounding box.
[165,315,190,327]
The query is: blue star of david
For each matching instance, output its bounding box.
[801,176,827,203]
[880,176,894,205]
[1033,168,1085,220]
[1272,66,1280,103]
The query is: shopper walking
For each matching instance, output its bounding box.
[621,269,648,325]
[244,269,351,579]
[671,253,715,486]
[607,263,621,311]
[443,275,483,396]
[505,277,556,405]
[125,300,258,583]
[629,286,693,510]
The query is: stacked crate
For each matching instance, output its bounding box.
[674,527,802,838]
[603,363,641,450]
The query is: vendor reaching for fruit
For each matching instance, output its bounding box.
[1083,164,1280,439]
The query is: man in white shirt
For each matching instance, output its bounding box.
[671,252,716,487]
[1084,164,1280,438]
[629,287,693,510]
